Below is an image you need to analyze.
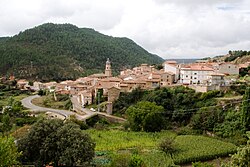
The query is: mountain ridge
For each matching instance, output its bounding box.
[0,23,163,81]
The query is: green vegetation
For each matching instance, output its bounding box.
[241,87,250,131]
[32,93,72,110]
[86,129,176,151]
[18,119,95,166]
[87,129,236,166]
[0,136,21,166]
[192,162,214,167]
[114,86,221,128]
[225,50,250,62]
[0,96,37,135]
[126,101,165,132]
[222,133,250,167]
[1,81,247,166]
[114,86,248,144]
[0,23,163,81]
[173,135,236,164]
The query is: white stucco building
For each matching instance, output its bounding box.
[180,65,214,85]
[163,61,178,82]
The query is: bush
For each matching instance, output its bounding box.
[158,138,177,155]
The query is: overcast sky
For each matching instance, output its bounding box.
[1,0,250,59]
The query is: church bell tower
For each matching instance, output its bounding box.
[105,58,112,77]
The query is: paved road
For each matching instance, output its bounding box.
[22,95,126,123]
[21,95,92,121]
[71,95,126,123]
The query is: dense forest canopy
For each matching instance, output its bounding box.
[0,23,163,81]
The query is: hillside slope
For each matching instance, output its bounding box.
[0,23,163,81]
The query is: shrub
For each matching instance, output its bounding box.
[159,138,177,155]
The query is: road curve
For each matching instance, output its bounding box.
[71,95,126,123]
[22,95,126,123]
[21,95,92,121]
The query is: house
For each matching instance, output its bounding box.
[211,62,239,75]
[75,77,97,86]
[120,80,146,92]
[58,80,75,91]
[94,81,118,98]
[188,72,227,93]
[78,90,93,106]
[70,84,88,95]
[144,73,161,89]
[17,79,29,90]
[120,69,133,76]
[163,61,179,82]
[44,82,57,92]
[207,73,226,86]
[33,81,45,91]
[180,65,214,85]
[99,77,122,87]
[107,86,121,102]
[55,90,70,95]
[160,71,175,86]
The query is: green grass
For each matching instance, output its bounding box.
[87,130,237,165]
[31,95,69,110]
[86,129,176,151]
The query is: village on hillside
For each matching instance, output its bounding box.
[3,58,250,114]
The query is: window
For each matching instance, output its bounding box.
[194,73,197,75]
[228,66,231,68]
[186,75,188,78]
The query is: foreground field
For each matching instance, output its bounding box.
[87,129,176,151]
[86,129,237,166]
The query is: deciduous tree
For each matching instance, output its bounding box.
[126,101,165,132]
[18,119,95,166]
[0,136,21,166]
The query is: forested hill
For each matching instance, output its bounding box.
[0,23,163,81]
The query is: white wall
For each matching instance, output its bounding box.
[164,64,179,82]
[180,70,212,85]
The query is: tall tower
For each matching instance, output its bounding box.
[105,58,112,77]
